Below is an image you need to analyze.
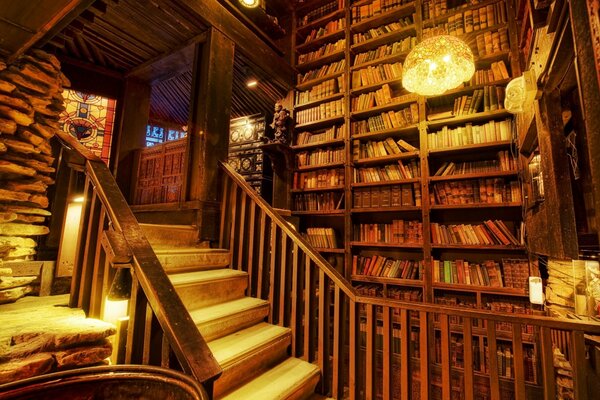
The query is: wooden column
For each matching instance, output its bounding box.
[186,27,235,241]
[115,78,151,201]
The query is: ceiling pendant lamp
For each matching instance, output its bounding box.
[402,35,475,96]
[239,0,261,8]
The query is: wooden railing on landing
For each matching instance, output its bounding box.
[54,131,221,393]
[219,161,600,400]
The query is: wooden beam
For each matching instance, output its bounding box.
[178,0,294,89]
[35,0,97,52]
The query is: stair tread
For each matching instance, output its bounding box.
[153,247,229,254]
[169,269,246,285]
[208,322,290,366]
[190,297,268,325]
[219,358,320,400]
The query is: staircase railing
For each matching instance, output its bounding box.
[55,131,221,394]
[219,161,600,400]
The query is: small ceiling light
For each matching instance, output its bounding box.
[246,79,258,88]
[239,0,260,8]
[403,35,475,96]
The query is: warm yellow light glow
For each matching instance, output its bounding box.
[103,298,129,326]
[403,35,475,96]
[72,195,85,203]
[239,0,260,8]
[246,79,258,88]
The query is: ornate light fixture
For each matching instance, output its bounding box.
[239,0,260,8]
[402,35,475,96]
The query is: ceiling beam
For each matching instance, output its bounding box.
[35,0,97,52]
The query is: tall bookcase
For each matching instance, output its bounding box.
[292,0,539,397]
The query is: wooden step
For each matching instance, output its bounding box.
[139,223,199,247]
[170,269,247,309]
[210,323,291,397]
[190,297,269,342]
[153,248,230,273]
[218,357,321,400]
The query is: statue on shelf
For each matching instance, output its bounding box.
[267,101,293,146]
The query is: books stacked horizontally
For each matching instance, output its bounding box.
[354,220,423,244]
[353,37,416,66]
[295,77,344,105]
[297,59,345,84]
[302,227,338,248]
[298,38,346,65]
[296,98,345,124]
[293,168,344,189]
[430,220,521,246]
[431,178,521,205]
[301,18,346,45]
[354,159,420,182]
[352,255,423,279]
[433,152,516,176]
[354,184,421,207]
[353,103,419,133]
[351,64,403,89]
[294,192,344,211]
[297,147,344,167]
[295,124,345,146]
[353,137,418,159]
[427,119,513,149]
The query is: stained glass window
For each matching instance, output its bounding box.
[60,90,117,165]
[145,123,187,147]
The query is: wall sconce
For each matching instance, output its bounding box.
[103,267,132,326]
[505,69,538,114]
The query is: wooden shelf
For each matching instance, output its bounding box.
[291,185,345,193]
[351,206,421,213]
[350,76,400,96]
[294,93,344,111]
[351,25,417,53]
[431,244,526,251]
[426,109,512,129]
[351,50,410,71]
[432,282,529,297]
[426,78,512,100]
[296,9,345,35]
[351,178,420,188]
[430,202,522,210]
[292,137,345,150]
[350,242,424,249]
[351,96,419,119]
[295,115,345,130]
[292,210,345,216]
[314,247,345,253]
[354,151,420,166]
[297,49,346,71]
[428,140,513,157]
[429,170,518,182]
[351,275,424,287]
[296,161,345,171]
[296,71,345,91]
[296,29,345,53]
[350,3,416,32]
[475,50,511,66]
[351,124,419,141]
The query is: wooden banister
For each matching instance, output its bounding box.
[54,131,221,391]
[220,160,600,400]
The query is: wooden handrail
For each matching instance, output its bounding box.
[55,131,221,387]
[220,160,600,400]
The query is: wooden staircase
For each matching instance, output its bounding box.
[140,223,322,400]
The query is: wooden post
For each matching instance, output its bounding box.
[186,27,234,242]
[114,78,151,202]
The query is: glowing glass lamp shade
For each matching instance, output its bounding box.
[239,0,260,7]
[402,35,475,96]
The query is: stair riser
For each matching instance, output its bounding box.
[157,253,230,273]
[214,333,291,398]
[176,276,247,309]
[197,304,269,342]
[140,224,199,247]
[284,373,321,400]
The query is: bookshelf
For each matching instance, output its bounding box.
[292,3,537,393]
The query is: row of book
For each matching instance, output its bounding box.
[352,84,410,111]
[351,63,403,89]
[430,178,521,205]
[297,59,345,84]
[295,76,344,105]
[293,168,344,189]
[293,192,344,212]
[352,16,414,44]
[353,103,419,133]
[355,284,423,301]
[467,61,510,86]
[298,0,344,27]
[474,28,510,57]
[427,119,513,149]
[430,220,520,246]
[301,18,345,45]
[451,85,505,116]
[351,0,411,24]
[354,220,423,244]
[352,37,416,66]
[433,151,516,176]
[352,255,423,279]
[354,183,422,208]
[433,259,528,290]
[353,159,421,183]
[297,147,344,167]
[294,124,345,146]
[428,3,507,36]
[353,137,418,159]
[297,38,345,66]
[302,227,338,248]
[421,0,462,20]
[295,98,345,124]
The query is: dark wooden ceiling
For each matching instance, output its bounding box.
[0,0,291,124]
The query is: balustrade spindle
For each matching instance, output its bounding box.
[570,330,587,399]
[540,327,556,400]
[512,322,526,400]
[419,311,429,400]
[317,270,330,394]
[487,322,501,400]
[382,307,392,400]
[237,191,247,270]
[256,210,267,299]
[365,304,375,400]
[463,317,474,400]
[400,309,409,400]
[291,243,301,356]
[440,313,451,400]
[246,202,256,295]
[278,234,289,326]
